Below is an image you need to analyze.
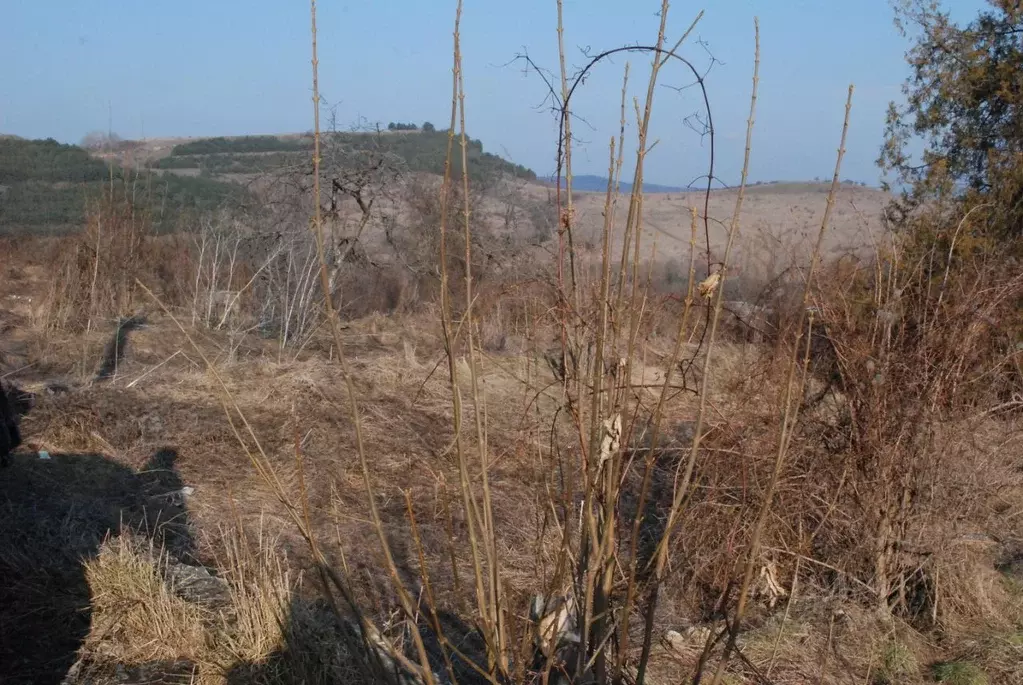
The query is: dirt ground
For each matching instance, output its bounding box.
[1,178,1021,685]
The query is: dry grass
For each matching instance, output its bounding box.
[4,247,1023,683]
[68,528,363,685]
[2,3,1023,685]
[38,180,190,335]
[84,534,209,665]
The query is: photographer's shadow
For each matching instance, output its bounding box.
[0,446,195,685]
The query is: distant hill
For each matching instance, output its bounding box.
[545,174,684,193]
[151,131,537,184]
[0,137,249,234]
[0,131,539,233]
[545,176,881,195]
[169,134,312,156]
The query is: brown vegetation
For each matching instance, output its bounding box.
[1,2,1022,685]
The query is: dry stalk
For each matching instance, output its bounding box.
[554,3,588,580]
[308,3,439,682]
[404,490,459,684]
[635,18,761,685]
[766,555,801,678]
[555,0,580,312]
[531,4,717,682]
[456,19,506,670]
[578,137,622,685]
[620,0,670,394]
[707,83,854,685]
[87,198,103,338]
[587,5,675,680]
[617,206,700,683]
[432,1,504,679]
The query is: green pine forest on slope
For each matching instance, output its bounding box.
[0,128,538,234]
[0,137,248,233]
[153,129,537,181]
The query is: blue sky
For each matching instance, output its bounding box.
[1,1,986,187]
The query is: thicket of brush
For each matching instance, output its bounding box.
[17,1,1023,684]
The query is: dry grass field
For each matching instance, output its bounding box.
[1,163,1020,684]
[2,2,1023,684]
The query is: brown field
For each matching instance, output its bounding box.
[6,0,1023,679]
[1,153,1021,685]
[569,182,888,262]
[3,0,1023,668]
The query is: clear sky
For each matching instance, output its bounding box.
[1,1,986,187]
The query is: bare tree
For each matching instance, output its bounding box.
[80,130,123,151]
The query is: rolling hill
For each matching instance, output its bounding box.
[0,137,249,234]
[546,174,685,193]
[148,131,537,184]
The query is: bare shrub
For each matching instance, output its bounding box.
[335,263,412,319]
[384,174,501,308]
[793,236,1023,623]
[40,181,189,333]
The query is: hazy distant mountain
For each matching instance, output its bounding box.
[545,174,684,193]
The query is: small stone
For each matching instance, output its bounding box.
[165,561,231,607]
[664,629,687,652]
[663,625,713,653]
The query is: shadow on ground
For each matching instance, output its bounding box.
[0,446,194,685]
[223,594,494,685]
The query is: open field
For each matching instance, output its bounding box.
[568,182,887,263]
[1,159,1021,684]
[3,1,1023,683]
